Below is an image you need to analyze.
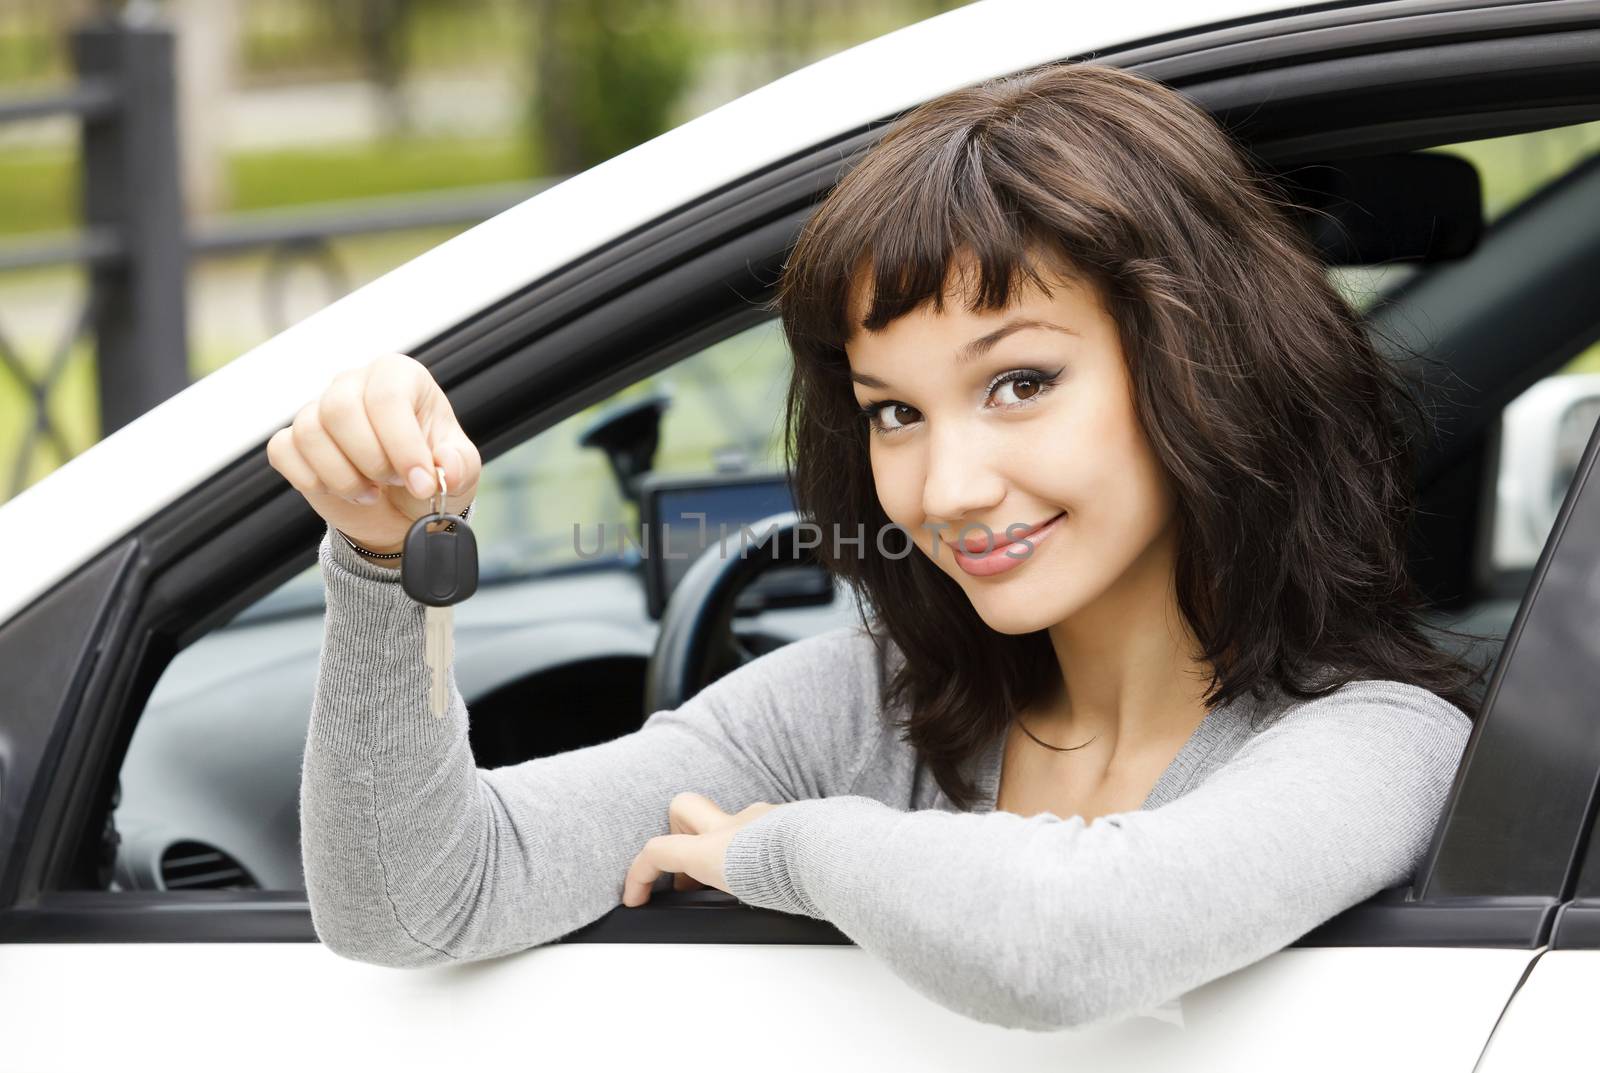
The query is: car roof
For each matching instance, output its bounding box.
[0,0,1322,625]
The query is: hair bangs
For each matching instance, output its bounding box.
[777,122,1078,360]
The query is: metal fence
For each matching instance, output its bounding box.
[0,15,550,498]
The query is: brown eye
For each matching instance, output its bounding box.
[878,403,918,430]
[862,401,921,436]
[992,374,1047,407]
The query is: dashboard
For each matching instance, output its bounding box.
[110,508,859,894]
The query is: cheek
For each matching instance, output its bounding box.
[869,448,931,539]
[1084,431,1173,540]
[867,443,895,500]
[1053,396,1167,528]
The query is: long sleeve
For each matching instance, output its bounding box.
[299,522,886,968]
[720,681,1473,1032]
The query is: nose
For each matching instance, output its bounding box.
[919,418,1006,543]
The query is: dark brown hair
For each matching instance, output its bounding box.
[772,61,1489,809]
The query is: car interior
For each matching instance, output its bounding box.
[102,115,1600,898]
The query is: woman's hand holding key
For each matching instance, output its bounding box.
[267,353,481,564]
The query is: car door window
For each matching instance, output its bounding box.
[112,317,790,894]
[1332,120,1600,685]
[1438,120,1600,589]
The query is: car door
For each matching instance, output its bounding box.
[1476,762,1600,1069]
[4,2,1600,1070]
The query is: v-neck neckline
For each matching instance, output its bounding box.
[969,686,1265,815]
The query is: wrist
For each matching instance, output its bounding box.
[337,501,473,568]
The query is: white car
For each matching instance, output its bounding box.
[3,0,1600,1068]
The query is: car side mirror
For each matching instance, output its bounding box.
[1491,372,1600,574]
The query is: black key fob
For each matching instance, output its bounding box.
[400,512,479,607]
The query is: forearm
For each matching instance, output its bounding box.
[303,524,841,966]
[306,524,574,966]
[301,527,493,964]
[724,797,1106,1030]
[721,690,1469,1032]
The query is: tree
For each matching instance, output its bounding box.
[527,0,698,175]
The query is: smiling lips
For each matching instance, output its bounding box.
[945,510,1067,577]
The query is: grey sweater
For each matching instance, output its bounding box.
[300,521,1474,1032]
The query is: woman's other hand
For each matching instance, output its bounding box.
[621,791,781,907]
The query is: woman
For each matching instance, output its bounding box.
[278,61,1484,1031]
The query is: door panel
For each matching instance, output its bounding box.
[0,943,1534,1072]
[1474,951,1599,1070]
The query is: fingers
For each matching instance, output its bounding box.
[267,351,489,552]
[417,387,479,503]
[423,417,474,502]
[442,429,482,499]
[673,872,708,892]
[272,352,477,507]
[668,791,732,836]
[363,353,445,498]
[290,399,373,501]
[640,794,775,899]
[267,426,326,496]
[319,369,401,493]
[665,793,723,891]
[622,834,697,908]
[622,797,779,905]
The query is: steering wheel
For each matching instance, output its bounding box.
[643,510,814,715]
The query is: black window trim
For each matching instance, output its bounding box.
[3,0,1600,948]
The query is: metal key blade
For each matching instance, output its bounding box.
[405,466,474,720]
[425,603,452,717]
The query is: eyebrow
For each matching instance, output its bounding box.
[848,317,1078,389]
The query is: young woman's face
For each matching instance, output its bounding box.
[845,255,1180,636]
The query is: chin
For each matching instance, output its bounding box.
[967,597,1067,637]
[962,565,1098,636]
[976,615,1047,637]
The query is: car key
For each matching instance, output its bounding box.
[400,465,479,717]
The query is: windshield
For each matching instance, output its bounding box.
[231,318,790,625]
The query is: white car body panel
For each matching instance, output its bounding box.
[2,941,1532,1071]
[1475,950,1600,1070]
[0,0,1311,629]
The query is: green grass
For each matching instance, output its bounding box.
[0,144,81,238]
[0,134,536,237]
[229,136,538,211]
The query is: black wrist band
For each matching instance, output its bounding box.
[338,504,472,561]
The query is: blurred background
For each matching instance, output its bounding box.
[0,0,969,502]
[2,0,1598,514]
